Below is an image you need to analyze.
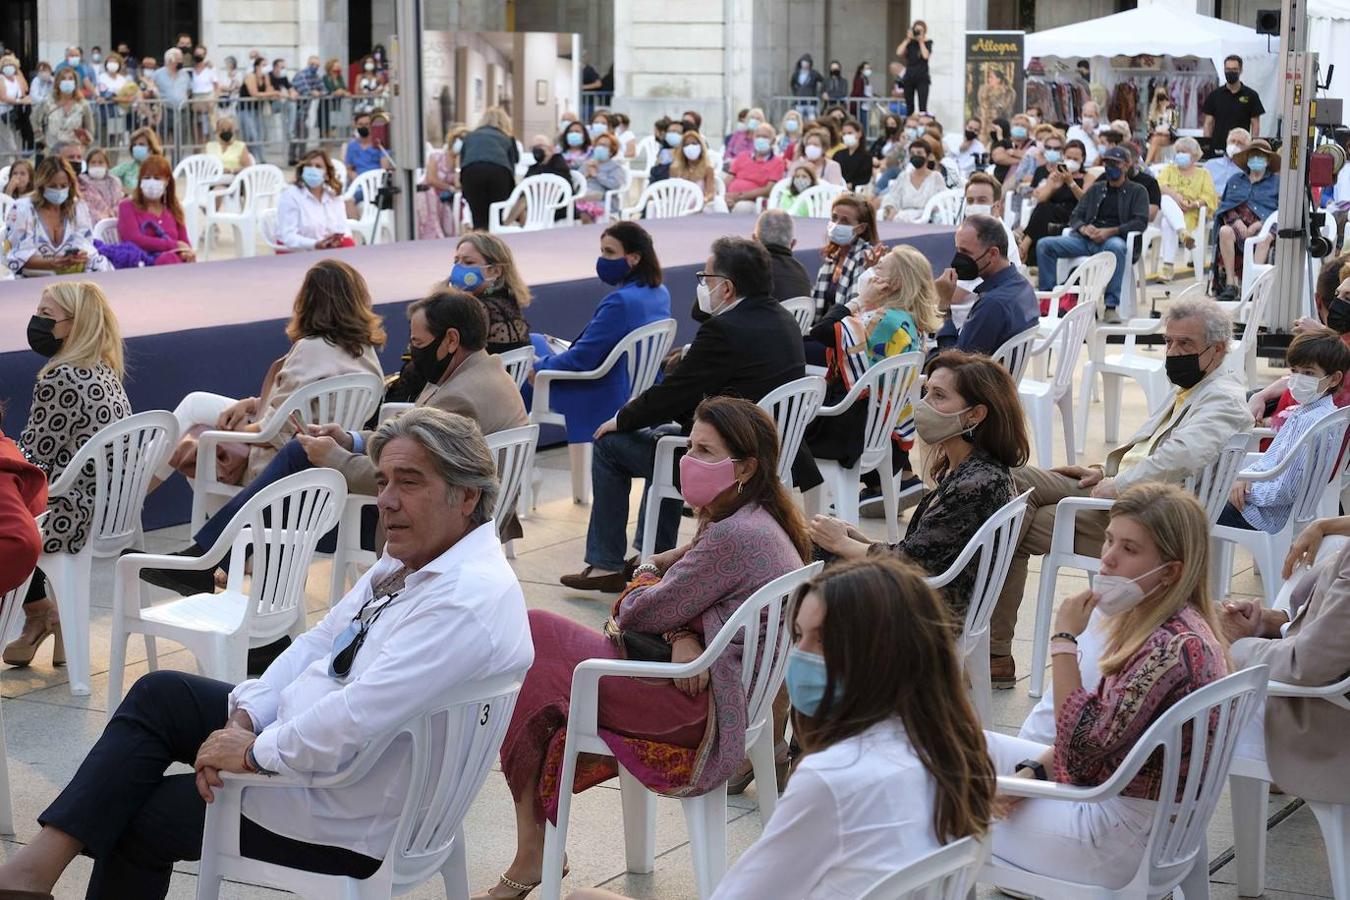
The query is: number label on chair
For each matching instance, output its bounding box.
[480,703,491,726]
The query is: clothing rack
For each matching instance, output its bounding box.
[1102,70,1219,134]
[1024,75,1091,127]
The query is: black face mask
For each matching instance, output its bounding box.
[885,123,898,135]
[532,146,547,163]
[1165,349,1210,389]
[1328,297,1350,333]
[410,337,452,384]
[219,130,233,141]
[356,126,370,138]
[951,250,985,281]
[27,315,62,358]
[1225,70,1240,85]
[909,155,926,170]
[830,69,841,76]
[964,128,977,141]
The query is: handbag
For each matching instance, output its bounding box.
[603,616,672,662]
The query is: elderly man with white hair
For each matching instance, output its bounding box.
[753,209,813,302]
[1205,126,1251,197]
[1065,100,1103,166]
[1156,135,1219,282]
[986,297,1252,688]
[0,408,533,900]
[152,47,193,142]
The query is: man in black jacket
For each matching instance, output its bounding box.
[1034,145,1149,323]
[755,209,814,302]
[561,236,811,591]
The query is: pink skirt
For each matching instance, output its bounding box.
[500,609,709,823]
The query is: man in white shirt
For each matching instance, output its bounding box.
[942,117,986,179]
[0,408,533,900]
[1065,100,1102,166]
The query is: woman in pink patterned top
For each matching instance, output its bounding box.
[480,397,810,899]
[114,153,195,265]
[985,482,1229,889]
[77,148,124,223]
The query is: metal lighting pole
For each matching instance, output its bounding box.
[387,0,426,243]
[1270,0,1319,327]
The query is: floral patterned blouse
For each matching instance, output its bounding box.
[4,197,111,275]
[78,174,124,224]
[19,363,132,554]
[868,449,1014,622]
[1055,605,1227,800]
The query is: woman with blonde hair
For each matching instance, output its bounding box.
[459,105,519,229]
[991,482,1228,888]
[204,114,254,174]
[417,123,467,239]
[5,156,110,275]
[447,231,532,353]
[725,105,764,158]
[1156,135,1218,281]
[776,108,804,158]
[669,129,717,207]
[6,282,131,668]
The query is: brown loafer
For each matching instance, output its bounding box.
[990,655,1016,690]
[559,566,629,593]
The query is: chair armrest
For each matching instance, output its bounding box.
[1267,676,1350,709]
[1096,318,1163,338]
[995,774,1122,804]
[1047,496,1116,558]
[651,434,689,482]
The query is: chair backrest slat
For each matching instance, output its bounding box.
[495,346,535,390]
[991,325,1040,383]
[79,411,178,553]
[756,376,828,485]
[858,836,989,900]
[856,353,924,473]
[486,425,538,539]
[780,297,815,335]
[621,319,678,401]
[1184,433,1252,524]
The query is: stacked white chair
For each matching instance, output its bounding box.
[622,179,704,220]
[197,671,525,899]
[927,490,1032,721]
[780,297,815,335]
[540,563,823,900]
[639,376,827,559]
[531,319,676,505]
[172,153,225,249]
[488,174,575,233]
[0,513,48,833]
[982,667,1267,900]
[189,373,384,534]
[203,164,285,259]
[344,169,398,245]
[37,411,178,696]
[1077,314,1171,456]
[1223,266,1276,384]
[1021,301,1096,468]
[108,468,346,711]
[803,352,923,542]
[1240,212,1279,302]
[859,837,988,900]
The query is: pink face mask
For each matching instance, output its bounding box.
[679,454,739,508]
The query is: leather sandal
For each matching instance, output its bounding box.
[471,865,569,900]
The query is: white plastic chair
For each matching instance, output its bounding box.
[918,188,965,225]
[197,671,524,900]
[859,836,989,900]
[496,345,535,390]
[602,164,633,221]
[327,424,539,606]
[189,373,385,534]
[629,136,657,191]
[257,208,286,253]
[108,469,345,712]
[1224,266,1276,384]
[0,513,47,833]
[203,164,285,259]
[757,177,793,213]
[1079,313,1173,455]
[927,490,1032,722]
[539,562,824,900]
[91,217,120,245]
[37,411,178,696]
[1211,405,1350,606]
[1036,251,1115,338]
[531,319,676,504]
[781,296,815,335]
[803,352,923,542]
[1240,211,1279,302]
[622,179,704,220]
[1055,228,1149,320]
[344,169,397,246]
[488,174,575,234]
[639,376,827,559]
[1026,432,1250,699]
[173,153,225,249]
[983,666,1268,900]
[1020,302,1096,468]
[990,324,1040,383]
[793,182,845,219]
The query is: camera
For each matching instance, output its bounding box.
[973,152,990,168]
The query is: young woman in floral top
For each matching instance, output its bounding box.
[986,482,1229,888]
[810,351,1027,622]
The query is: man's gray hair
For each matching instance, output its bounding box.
[368,407,500,527]
[963,214,1008,258]
[755,209,795,250]
[1164,297,1231,351]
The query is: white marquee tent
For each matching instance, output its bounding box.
[1024,6,1279,134]
[1310,0,1350,118]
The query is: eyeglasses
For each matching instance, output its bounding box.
[694,271,729,287]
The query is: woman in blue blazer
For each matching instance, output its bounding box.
[533,221,672,441]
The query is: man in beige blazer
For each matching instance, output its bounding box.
[1222,520,1350,805]
[989,297,1252,684]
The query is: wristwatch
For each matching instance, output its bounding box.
[244,743,277,776]
[1014,758,1048,781]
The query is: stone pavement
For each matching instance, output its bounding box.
[0,282,1334,898]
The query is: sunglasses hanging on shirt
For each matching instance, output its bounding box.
[329,566,407,679]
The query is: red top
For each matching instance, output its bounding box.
[0,437,47,595]
[727,150,787,194]
[116,199,187,255]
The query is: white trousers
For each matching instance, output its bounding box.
[157,391,238,480]
[987,730,1156,889]
[1159,194,1189,265]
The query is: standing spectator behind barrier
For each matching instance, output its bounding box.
[269,58,300,164]
[320,58,347,137]
[133,57,162,131]
[53,46,96,98]
[290,56,326,163]
[152,48,192,145]
[216,55,243,119]
[791,53,824,117]
[96,52,134,143]
[115,153,195,265]
[238,56,277,162]
[458,107,519,231]
[36,67,93,151]
[276,149,354,251]
[188,46,218,145]
[5,157,110,275]
[0,53,30,161]
[351,54,384,114]
[823,60,849,103]
[896,20,934,113]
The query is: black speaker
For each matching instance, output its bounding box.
[1257,8,1281,35]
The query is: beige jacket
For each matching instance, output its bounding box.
[1232,543,1350,804]
[336,349,528,495]
[1105,367,1251,492]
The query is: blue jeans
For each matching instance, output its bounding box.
[1036,231,1129,308]
[585,427,683,571]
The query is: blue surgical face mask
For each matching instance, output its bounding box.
[745,117,761,131]
[1247,156,1268,173]
[753,136,772,154]
[301,165,326,188]
[43,187,70,206]
[784,119,800,133]
[785,646,838,717]
[665,131,682,148]
[1010,125,1028,140]
[566,130,584,148]
[1043,149,1062,164]
[1174,152,1193,168]
[131,144,150,162]
[1104,165,1123,181]
[448,263,487,292]
[592,144,611,162]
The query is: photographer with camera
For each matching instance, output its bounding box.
[895,21,933,115]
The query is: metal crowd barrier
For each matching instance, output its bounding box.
[764,95,909,141]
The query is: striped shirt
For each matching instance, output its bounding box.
[1242,392,1338,533]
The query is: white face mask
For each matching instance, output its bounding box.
[106,61,120,73]
[682,143,703,161]
[842,133,858,148]
[1288,372,1329,406]
[803,144,823,161]
[139,177,166,200]
[1227,143,1244,159]
[964,203,993,219]
[827,221,857,246]
[696,279,728,316]
[87,164,108,179]
[1093,563,1169,616]
[1064,158,1082,173]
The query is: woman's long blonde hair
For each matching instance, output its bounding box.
[455,232,532,308]
[670,130,711,181]
[41,282,125,379]
[1098,482,1229,676]
[866,245,942,333]
[479,106,513,137]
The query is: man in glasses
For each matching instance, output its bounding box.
[0,408,533,899]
